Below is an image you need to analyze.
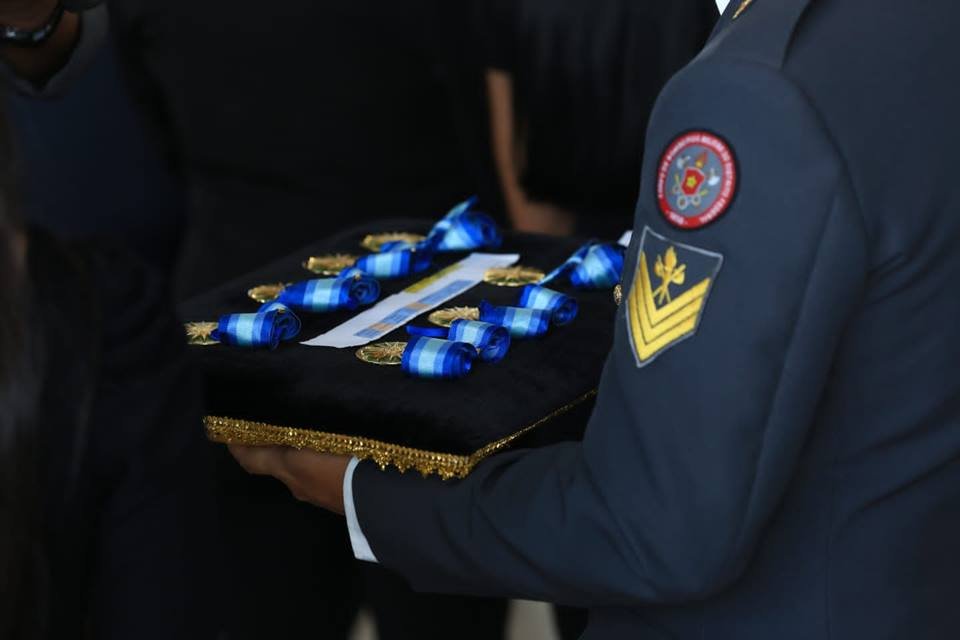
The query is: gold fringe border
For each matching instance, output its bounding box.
[206,389,597,480]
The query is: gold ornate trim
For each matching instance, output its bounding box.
[206,389,597,480]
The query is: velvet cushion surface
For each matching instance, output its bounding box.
[181,221,617,458]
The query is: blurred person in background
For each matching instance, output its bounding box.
[0,103,218,639]
[480,0,716,239]
[0,0,505,637]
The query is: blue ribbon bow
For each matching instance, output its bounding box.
[539,242,625,290]
[401,337,478,379]
[407,319,511,363]
[277,274,380,312]
[213,303,302,350]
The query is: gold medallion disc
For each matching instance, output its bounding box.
[185,322,220,346]
[428,306,480,328]
[303,253,358,276]
[360,232,426,253]
[247,282,290,304]
[356,341,408,366]
[613,284,623,307]
[482,266,546,287]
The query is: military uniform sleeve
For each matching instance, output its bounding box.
[352,57,869,606]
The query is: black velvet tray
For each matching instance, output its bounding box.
[181,221,616,478]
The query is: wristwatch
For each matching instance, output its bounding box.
[0,2,65,47]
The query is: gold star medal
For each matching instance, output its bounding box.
[247,282,290,304]
[482,266,546,287]
[303,254,358,276]
[356,341,408,366]
[185,322,220,346]
[360,232,426,253]
[428,306,480,328]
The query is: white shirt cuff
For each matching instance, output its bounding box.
[344,457,379,563]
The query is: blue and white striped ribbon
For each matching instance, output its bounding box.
[539,242,625,290]
[407,320,511,363]
[401,337,477,379]
[276,274,380,312]
[518,285,578,326]
[352,248,432,279]
[478,301,552,339]
[419,197,502,253]
[213,303,301,350]
[347,197,501,281]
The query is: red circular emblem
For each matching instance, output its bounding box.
[656,131,737,230]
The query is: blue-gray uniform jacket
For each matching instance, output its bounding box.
[351,1,960,637]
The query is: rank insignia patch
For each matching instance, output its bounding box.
[625,227,723,367]
[657,131,737,230]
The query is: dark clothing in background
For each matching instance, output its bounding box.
[5,39,185,274]
[480,0,716,232]
[30,230,218,638]
[10,1,505,636]
[108,0,496,297]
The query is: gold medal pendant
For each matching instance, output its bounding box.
[356,341,408,366]
[482,266,545,287]
[247,282,290,304]
[361,232,426,253]
[428,306,480,328]
[303,254,358,276]
[185,322,220,346]
[613,284,623,307]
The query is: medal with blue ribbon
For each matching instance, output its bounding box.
[539,242,625,290]
[406,319,511,363]
[251,273,380,312]
[327,197,502,282]
[186,303,303,350]
[430,285,578,339]
[401,337,478,380]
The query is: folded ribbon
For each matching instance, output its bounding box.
[276,274,380,312]
[213,303,301,350]
[401,336,477,379]
[539,242,624,290]
[518,285,578,326]
[352,248,433,280]
[407,319,511,363]
[419,196,502,253]
[479,301,552,339]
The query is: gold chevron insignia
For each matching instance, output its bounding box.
[626,228,723,367]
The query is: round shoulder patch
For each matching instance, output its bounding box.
[657,131,738,230]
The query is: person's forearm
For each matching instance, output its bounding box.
[485,69,527,221]
[0,1,80,85]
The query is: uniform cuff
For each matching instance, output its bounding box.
[344,457,379,563]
